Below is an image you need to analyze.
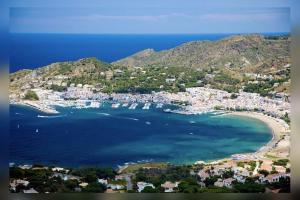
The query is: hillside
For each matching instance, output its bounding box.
[10,58,116,93]
[112,34,290,74]
[10,34,291,96]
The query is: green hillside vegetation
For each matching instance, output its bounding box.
[113,35,290,73]
[24,90,39,100]
[10,35,290,96]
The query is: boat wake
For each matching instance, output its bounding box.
[121,117,139,121]
[97,112,111,116]
[37,114,66,118]
[210,113,228,118]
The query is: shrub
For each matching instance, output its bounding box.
[24,90,39,100]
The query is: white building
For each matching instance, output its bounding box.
[214,179,224,187]
[197,170,210,181]
[161,181,179,193]
[107,184,125,190]
[23,188,38,193]
[97,179,108,185]
[137,182,155,192]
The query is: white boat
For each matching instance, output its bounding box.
[35,128,39,133]
[111,103,120,108]
[129,103,138,110]
[122,103,129,107]
[90,101,100,108]
[142,103,151,110]
[156,103,163,108]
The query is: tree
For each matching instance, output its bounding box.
[237,162,245,168]
[222,170,234,179]
[50,84,67,92]
[9,167,25,179]
[204,176,219,187]
[234,182,265,193]
[248,161,257,171]
[135,172,148,182]
[24,90,39,100]
[178,177,200,193]
[82,183,106,193]
[271,177,290,193]
[84,173,98,183]
[258,170,269,177]
[273,159,289,167]
[230,93,238,99]
[200,186,235,193]
[141,186,157,193]
[64,179,78,190]
[280,113,290,124]
[15,184,28,193]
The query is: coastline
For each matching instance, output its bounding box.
[11,101,59,114]
[227,111,289,158]
[193,111,290,166]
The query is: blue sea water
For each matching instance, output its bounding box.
[10,104,272,167]
[9,33,287,72]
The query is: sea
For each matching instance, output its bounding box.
[10,33,277,167]
[10,104,272,168]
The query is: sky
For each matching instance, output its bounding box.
[8,0,291,34]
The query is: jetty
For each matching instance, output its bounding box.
[142,103,151,110]
[129,103,138,110]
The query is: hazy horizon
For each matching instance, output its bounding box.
[10,2,290,34]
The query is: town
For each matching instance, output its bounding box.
[9,156,290,193]
[10,81,290,119]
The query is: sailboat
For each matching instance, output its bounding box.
[35,128,39,133]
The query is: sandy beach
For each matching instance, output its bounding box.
[228,111,290,158]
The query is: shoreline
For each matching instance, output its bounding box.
[193,111,290,166]
[11,101,59,114]
[225,111,289,158]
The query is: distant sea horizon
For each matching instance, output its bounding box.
[9,32,289,72]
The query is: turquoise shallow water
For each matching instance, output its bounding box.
[10,104,272,167]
